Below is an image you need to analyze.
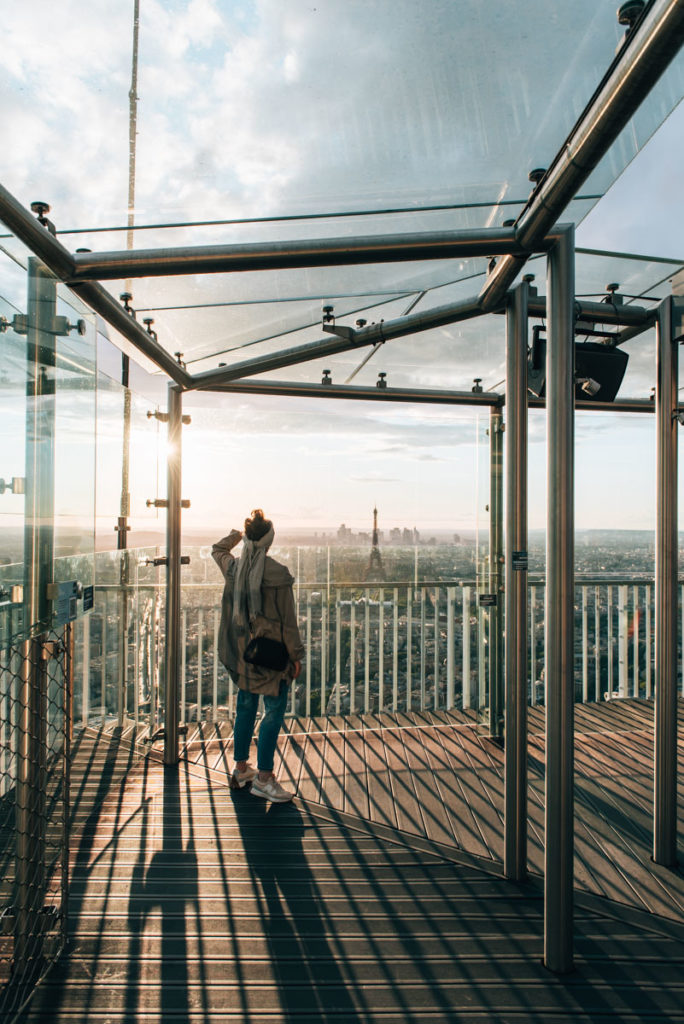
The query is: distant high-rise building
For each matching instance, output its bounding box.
[366,506,384,581]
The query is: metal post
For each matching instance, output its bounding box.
[462,586,471,709]
[654,295,677,867]
[16,257,58,973]
[544,225,575,973]
[489,405,504,739]
[504,281,528,880]
[164,384,182,764]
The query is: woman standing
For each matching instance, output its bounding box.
[212,510,303,802]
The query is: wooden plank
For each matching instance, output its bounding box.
[341,728,370,820]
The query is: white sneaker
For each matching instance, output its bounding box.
[251,775,294,803]
[231,765,257,789]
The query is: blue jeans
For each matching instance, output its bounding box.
[233,682,289,773]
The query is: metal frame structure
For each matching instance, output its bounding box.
[2,0,683,978]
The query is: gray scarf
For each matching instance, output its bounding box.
[232,526,275,633]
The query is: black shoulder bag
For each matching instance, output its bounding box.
[243,590,290,672]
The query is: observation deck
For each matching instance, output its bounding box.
[8,698,684,1023]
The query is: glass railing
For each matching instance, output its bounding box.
[67,568,674,736]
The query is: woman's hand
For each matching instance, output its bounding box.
[292,660,302,679]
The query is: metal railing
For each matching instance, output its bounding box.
[71,575,673,731]
[0,626,71,1022]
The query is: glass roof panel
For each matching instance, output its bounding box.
[2,1,683,374]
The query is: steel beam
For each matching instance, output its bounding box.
[0,184,75,279]
[504,282,529,881]
[480,0,684,310]
[526,295,653,329]
[544,226,575,974]
[69,280,193,387]
[654,295,678,867]
[207,379,502,405]
[66,227,531,281]
[189,295,485,389]
[164,385,183,765]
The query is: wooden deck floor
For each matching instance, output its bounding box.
[184,698,684,926]
[14,698,684,1022]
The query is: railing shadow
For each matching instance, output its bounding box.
[230,790,363,1020]
[125,764,199,1021]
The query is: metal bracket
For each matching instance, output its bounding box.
[0,313,84,337]
[322,323,356,341]
[146,498,190,508]
[673,410,684,425]
[147,410,169,423]
[144,555,191,567]
[0,477,26,495]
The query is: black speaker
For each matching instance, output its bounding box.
[527,329,629,402]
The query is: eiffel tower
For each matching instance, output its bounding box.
[366,506,384,582]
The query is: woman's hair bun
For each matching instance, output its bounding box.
[244,508,273,541]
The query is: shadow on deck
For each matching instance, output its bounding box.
[14,699,684,1022]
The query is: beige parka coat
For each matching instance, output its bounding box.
[212,531,304,696]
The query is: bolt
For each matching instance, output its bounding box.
[528,168,546,186]
[618,1,644,30]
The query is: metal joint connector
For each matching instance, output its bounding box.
[146,498,169,508]
[147,410,169,423]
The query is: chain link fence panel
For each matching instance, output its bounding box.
[0,624,71,1022]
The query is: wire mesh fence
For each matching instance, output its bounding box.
[0,625,71,1023]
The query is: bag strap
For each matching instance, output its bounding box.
[274,588,285,645]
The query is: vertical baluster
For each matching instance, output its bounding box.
[633,586,639,698]
[181,608,187,725]
[321,599,328,717]
[133,594,139,732]
[0,651,7,798]
[82,612,90,728]
[607,585,613,698]
[212,608,219,724]
[530,585,536,706]
[406,587,412,711]
[350,602,356,714]
[645,584,652,699]
[364,591,370,714]
[420,587,426,710]
[335,589,341,715]
[379,588,384,714]
[197,609,203,724]
[594,586,601,703]
[101,613,107,725]
[462,586,471,710]
[446,587,454,710]
[434,587,440,710]
[679,589,684,700]
[305,591,312,718]
[618,584,628,698]
[392,588,399,711]
[582,587,588,703]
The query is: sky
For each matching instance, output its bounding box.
[1,1,683,538]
